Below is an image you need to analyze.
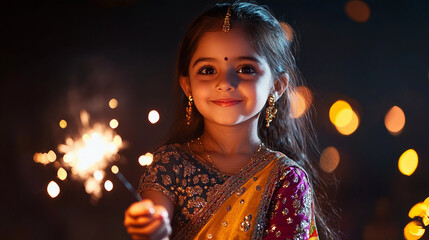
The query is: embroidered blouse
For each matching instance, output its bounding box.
[138,144,318,239]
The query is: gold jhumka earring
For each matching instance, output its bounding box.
[265,94,277,127]
[222,5,232,32]
[186,95,193,125]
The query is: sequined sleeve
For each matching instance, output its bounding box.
[138,145,182,205]
[263,166,318,240]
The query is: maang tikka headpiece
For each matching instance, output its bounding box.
[222,5,232,32]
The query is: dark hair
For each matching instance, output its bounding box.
[166,1,338,239]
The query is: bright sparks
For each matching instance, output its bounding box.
[109,98,118,109]
[57,110,123,201]
[139,152,154,166]
[104,180,113,192]
[385,106,405,135]
[109,119,119,129]
[33,150,57,165]
[398,149,419,176]
[59,120,68,129]
[47,181,60,198]
[148,110,160,124]
[111,165,119,174]
[57,167,67,181]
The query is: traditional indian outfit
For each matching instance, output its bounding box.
[138,144,319,240]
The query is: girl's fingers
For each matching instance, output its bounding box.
[127,212,171,239]
[124,215,153,228]
[126,200,155,218]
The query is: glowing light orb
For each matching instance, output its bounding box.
[47,150,57,162]
[139,153,154,166]
[290,86,313,119]
[148,110,160,124]
[329,100,359,135]
[59,120,67,129]
[57,167,67,181]
[385,106,405,135]
[319,146,340,173]
[404,220,425,240]
[109,119,119,129]
[104,180,113,191]
[111,165,119,174]
[47,181,60,198]
[398,149,418,176]
[109,98,118,109]
[94,170,104,181]
[345,0,370,23]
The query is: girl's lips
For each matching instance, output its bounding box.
[211,99,243,107]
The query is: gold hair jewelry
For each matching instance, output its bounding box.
[186,95,193,125]
[265,94,278,127]
[222,5,232,32]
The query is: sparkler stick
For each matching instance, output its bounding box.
[112,166,142,201]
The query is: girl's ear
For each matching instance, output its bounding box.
[273,73,289,100]
[179,75,192,97]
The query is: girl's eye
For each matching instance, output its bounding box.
[197,66,216,75]
[237,65,256,74]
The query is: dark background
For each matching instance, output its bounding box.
[1,0,428,239]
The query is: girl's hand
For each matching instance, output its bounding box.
[124,200,172,240]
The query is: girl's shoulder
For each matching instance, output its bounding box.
[152,143,188,165]
[269,150,310,183]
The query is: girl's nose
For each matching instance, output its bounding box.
[216,70,238,91]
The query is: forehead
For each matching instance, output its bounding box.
[192,28,262,60]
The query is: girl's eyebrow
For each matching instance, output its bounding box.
[192,56,262,68]
[192,57,216,68]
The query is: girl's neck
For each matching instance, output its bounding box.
[200,118,261,155]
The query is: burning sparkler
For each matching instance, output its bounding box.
[35,101,159,202]
[54,110,124,201]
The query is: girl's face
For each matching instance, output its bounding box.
[180,28,276,127]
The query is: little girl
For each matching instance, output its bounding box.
[124,2,335,239]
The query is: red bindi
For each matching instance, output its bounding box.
[224,57,228,61]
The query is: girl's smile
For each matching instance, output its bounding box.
[180,27,275,127]
[211,98,243,107]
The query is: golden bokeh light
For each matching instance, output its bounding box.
[47,150,57,162]
[334,108,354,128]
[148,110,160,124]
[290,86,313,119]
[329,100,360,135]
[109,119,119,129]
[345,0,370,23]
[385,106,406,135]
[109,98,118,109]
[34,151,57,165]
[398,149,419,176]
[59,119,67,129]
[138,152,154,166]
[57,167,67,181]
[47,181,60,198]
[336,111,359,135]
[104,180,113,192]
[319,146,340,173]
[404,220,425,240]
[111,165,119,174]
[329,100,352,123]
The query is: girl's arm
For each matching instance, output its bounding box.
[263,167,318,240]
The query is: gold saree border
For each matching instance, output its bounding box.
[173,150,295,240]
